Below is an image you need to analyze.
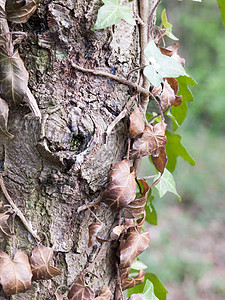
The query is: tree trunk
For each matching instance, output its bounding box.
[0,0,156,299]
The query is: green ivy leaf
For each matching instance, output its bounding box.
[128,273,168,300]
[161,9,179,41]
[93,0,135,30]
[165,130,195,172]
[143,280,159,300]
[171,75,197,130]
[145,193,157,225]
[217,0,225,26]
[143,41,189,87]
[155,168,181,201]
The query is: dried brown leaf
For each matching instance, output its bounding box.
[121,270,145,291]
[110,225,124,241]
[102,160,136,211]
[30,245,62,281]
[0,48,29,105]
[6,0,39,23]
[119,267,130,280]
[0,250,32,296]
[119,228,149,270]
[151,147,167,174]
[173,95,182,107]
[136,212,146,233]
[129,105,145,139]
[68,274,95,300]
[128,293,144,300]
[88,222,102,248]
[95,286,113,300]
[130,122,167,159]
[0,201,4,211]
[0,213,14,239]
[166,78,179,95]
[160,80,176,111]
[124,180,149,219]
[160,43,185,66]
[152,84,162,97]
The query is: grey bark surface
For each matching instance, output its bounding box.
[0,0,156,299]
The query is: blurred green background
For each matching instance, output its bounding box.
[140,1,225,299]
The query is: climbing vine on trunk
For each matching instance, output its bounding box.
[0,0,197,299]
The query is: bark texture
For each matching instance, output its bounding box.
[0,0,156,299]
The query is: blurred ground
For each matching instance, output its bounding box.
[139,1,225,299]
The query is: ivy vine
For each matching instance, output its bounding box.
[0,0,202,299]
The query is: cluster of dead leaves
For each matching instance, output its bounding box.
[0,0,41,137]
[84,160,150,297]
[0,244,62,296]
[152,43,184,112]
[129,105,167,174]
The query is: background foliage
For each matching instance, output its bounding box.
[140,1,225,299]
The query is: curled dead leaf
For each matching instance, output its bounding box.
[119,228,149,270]
[88,222,102,248]
[110,225,124,241]
[0,213,14,239]
[68,274,95,300]
[0,250,32,296]
[130,122,167,159]
[6,0,39,23]
[151,147,167,174]
[129,105,145,139]
[30,245,62,281]
[121,269,145,291]
[102,160,136,211]
[160,43,185,66]
[95,286,113,300]
[124,179,149,219]
[166,78,179,95]
[160,80,176,111]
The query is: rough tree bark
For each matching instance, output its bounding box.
[0,0,157,299]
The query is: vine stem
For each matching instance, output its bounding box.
[69,61,150,97]
[150,91,164,121]
[148,0,162,41]
[0,175,41,242]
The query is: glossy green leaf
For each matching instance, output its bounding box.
[161,9,178,40]
[6,0,39,23]
[217,0,225,26]
[165,130,195,172]
[128,273,168,300]
[0,48,29,105]
[145,193,157,225]
[155,168,181,201]
[171,75,197,130]
[93,0,135,30]
[144,41,189,87]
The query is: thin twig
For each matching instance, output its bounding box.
[126,65,147,80]
[69,61,150,97]
[116,261,124,300]
[77,195,101,213]
[86,244,105,271]
[0,175,41,242]
[87,206,102,224]
[150,91,164,121]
